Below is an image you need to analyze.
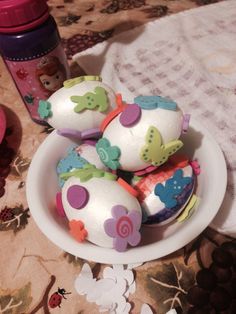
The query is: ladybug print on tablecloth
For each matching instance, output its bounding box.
[49,288,71,308]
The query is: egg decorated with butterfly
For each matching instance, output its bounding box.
[38,76,116,140]
[96,95,189,172]
[59,164,142,252]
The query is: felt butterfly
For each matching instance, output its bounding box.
[140,126,183,167]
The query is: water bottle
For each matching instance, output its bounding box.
[0,0,70,124]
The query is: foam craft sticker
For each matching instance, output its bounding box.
[55,192,66,217]
[87,279,115,303]
[57,128,82,140]
[117,178,139,197]
[38,100,52,119]
[182,113,191,133]
[140,126,183,167]
[74,263,97,295]
[81,128,102,140]
[104,205,141,252]
[98,279,128,313]
[134,165,158,176]
[154,169,193,209]
[119,103,141,127]
[63,75,102,88]
[100,93,127,132]
[69,219,88,242]
[71,86,109,113]
[57,146,88,187]
[74,263,132,313]
[177,194,198,222]
[140,304,154,314]
[103,264,134,288]
[134,95,177,111]
[103,264,136,301]
[190,159,201,175]
[67,185,89,209]
[96,138,121,170]
[60,164,117,182]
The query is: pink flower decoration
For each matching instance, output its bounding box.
[104,205,141,252]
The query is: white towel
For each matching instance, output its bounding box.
[73,0,236,237]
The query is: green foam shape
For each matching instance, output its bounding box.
[38,100,52,119]
[71,86,109,113]
[140,126,183,167]
[63,76,102,88]
[60,164,117,182]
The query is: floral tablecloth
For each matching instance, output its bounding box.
[0,1,235,314]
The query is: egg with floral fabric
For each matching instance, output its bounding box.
[60,164,142,252]
[133,154,196,225]
[96,95,190,172]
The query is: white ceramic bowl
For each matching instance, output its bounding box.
[26,118,227,264]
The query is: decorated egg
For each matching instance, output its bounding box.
[57,141,109,187]
[60,164,142,252]
[38,76,116,140]
[133,154,195,225]
[96,95,189,172]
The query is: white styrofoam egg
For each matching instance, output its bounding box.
[97,103,184,172]
[61,176,142,251]
[39,77,116,132]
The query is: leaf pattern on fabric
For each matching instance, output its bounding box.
[11,153,31,177]
[0,205,30,233]
[0,282,32,314]
[63,252,99,272]
[141,5,168,18]
[101,0,146,13]
[58,13,81,26]
[146,262,195,313]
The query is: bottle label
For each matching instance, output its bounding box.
[5,44,70,123]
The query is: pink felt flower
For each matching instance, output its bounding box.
[104,205,141,252]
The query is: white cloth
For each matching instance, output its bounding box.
[73,0,236,237]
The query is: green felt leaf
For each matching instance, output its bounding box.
[60,164,117,182]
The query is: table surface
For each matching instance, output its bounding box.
[0,1,235,314]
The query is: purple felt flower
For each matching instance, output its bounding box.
[104,205,141,252]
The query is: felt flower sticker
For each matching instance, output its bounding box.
[69,219,88,242]
[96,138,121,170]
[104,205,141,252]
[38,100,52,119]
